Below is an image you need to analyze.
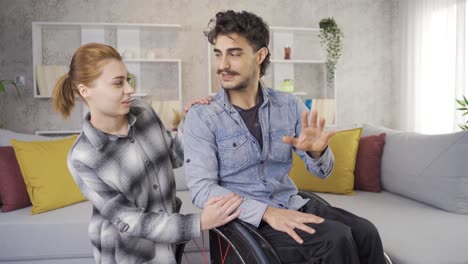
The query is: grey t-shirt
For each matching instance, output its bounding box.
[233,96,264,149]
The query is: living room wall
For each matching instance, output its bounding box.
[0,0,398,133]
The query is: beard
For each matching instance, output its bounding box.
[218,69,254,91]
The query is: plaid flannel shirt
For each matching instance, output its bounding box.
[67,99,200,264]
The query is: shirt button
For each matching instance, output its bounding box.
[269,194,273,199]
[232,143,237,147]
[152,184,159,190]
[259,161,264,164]
[186,159,190,163]
[145,161,151,166]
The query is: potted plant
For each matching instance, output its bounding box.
[456,95,468,130]
[0,79,20,97]
[318,17,343,89]
[0,79,21,128]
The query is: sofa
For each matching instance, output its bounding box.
[0,181,208,264]
[315,125,468,264]
[0,129,208,264]
[1,125,467,264]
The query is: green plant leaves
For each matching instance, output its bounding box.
[456,96,468,130]
[318,17,343,86]
[0,80,21,97]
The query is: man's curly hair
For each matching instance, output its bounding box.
[205,10,271,77]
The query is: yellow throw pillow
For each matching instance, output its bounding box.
[289,128,362,194]
[10,135,86,214]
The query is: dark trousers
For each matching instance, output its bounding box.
[258,199,386,264]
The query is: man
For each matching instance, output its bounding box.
[184,10,386,263]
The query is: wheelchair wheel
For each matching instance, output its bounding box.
[209,220,281,264]
[384,252,393,264]
[298,190,330,206]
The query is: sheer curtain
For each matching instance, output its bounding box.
[398,0,467,134]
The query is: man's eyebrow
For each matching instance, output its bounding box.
[213,47,244,53]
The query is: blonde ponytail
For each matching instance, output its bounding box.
[52,73,76,119]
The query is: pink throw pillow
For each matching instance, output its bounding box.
[0,146,31,212]
[354,133,386,192]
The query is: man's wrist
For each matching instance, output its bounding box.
[306,146,327,159]
[262,206,273,222]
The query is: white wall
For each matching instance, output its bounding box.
[0,0,399,133]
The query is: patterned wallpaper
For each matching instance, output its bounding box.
[0,0,398,133]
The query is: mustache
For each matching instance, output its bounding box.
[217,69,239,75]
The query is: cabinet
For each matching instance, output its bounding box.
[32,22,183,134]
[207,26,336,125]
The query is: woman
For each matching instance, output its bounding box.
[53,42,241,264]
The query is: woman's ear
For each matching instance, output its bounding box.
[78,84,88,98]
[257,47,269,65]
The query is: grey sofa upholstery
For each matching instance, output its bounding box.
[0,129,208,264]
[1,127,467,264]
[325,124,468,264]
[319,191,468,264]
[0,175,208,264]
[0,196,207,264]
[0,130,207,264]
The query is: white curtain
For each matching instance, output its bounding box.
[398,0,467,134]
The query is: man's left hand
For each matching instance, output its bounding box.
[282,110,336,158]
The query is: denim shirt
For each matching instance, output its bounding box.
[184,86,334,227]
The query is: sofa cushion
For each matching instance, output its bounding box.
[11,136,86,214]
[0,258,94,264]
[0,201,92,261]
[0,192,208,262]
[354,133,386,192]
[0,147,31,212]
[0,129,51,146]
[318,191,468,264]
[290,128,361,194]
[362,124,468,214]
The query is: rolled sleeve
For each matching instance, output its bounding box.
[239,198,269,227]
[302,146,334,179]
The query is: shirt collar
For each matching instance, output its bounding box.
[219,82,270,112]
[83,104,143,150]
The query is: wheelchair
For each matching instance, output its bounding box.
[208,191,393,264]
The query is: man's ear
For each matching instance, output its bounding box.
[78,84,89,98]
[257,47,269,65]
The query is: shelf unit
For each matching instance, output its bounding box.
[35,130,81,137]
[270,59,326,64]
[32,22,182,98]
[207,25,335,125]
[32,22,183,135]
